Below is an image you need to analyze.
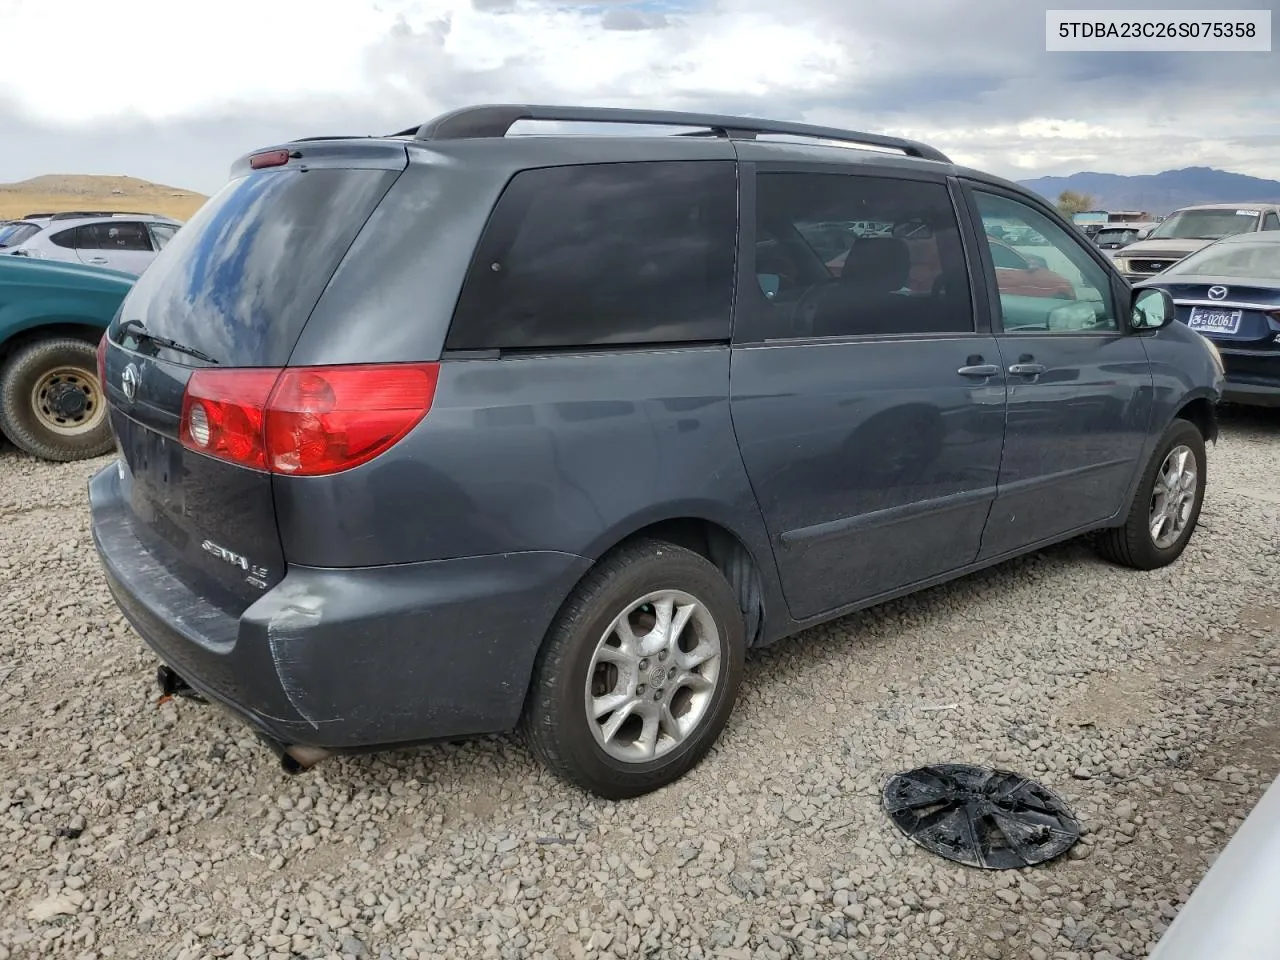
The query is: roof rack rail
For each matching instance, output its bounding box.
[24,210,162,221]
[396,104,950,162]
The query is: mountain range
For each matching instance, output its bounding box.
[1018,166,1280,216]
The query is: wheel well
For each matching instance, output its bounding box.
[0,323,104,366]
[607,518,767,646]
[1176,397,1218,444]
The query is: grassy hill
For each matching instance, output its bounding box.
[0,174,207,222]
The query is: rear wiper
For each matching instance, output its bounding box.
[119,319,219,365]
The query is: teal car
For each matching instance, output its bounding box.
[0,256,135,461]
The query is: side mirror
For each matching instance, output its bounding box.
[1131,287,1175,330]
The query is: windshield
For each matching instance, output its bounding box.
[1163,240,1280,281]
[1148,209,1260,241]
[0,222,39,248]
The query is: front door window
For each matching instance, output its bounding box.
[973,192,1118,334]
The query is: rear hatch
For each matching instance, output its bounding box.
[1163,279,1280,347]
[101,143,408,611]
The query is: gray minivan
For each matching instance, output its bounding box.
[89,105,1224,798]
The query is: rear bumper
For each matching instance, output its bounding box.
[89,464,591,751]
[1218,350,1280,408]
[1222,381,1280,407]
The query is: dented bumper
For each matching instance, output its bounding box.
[88,463,590,751]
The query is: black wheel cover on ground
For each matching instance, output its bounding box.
[883,763,1080,869]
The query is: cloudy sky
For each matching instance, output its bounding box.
[2,0,1277,195]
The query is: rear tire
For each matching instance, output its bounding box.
[522,539,746,800]
[1095,418,1206,570]
[0,338,113,462]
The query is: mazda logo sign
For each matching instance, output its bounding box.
[121,363,139,401]
[1207,285,1229,301]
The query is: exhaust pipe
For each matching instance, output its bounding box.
[156,665,206,703]
[154,667,331,774]
[255,733,331,774]
[282,744,331,773]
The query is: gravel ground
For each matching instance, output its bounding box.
[1,409,1278,960]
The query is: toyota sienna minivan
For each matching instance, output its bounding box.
[90,104,1224,798]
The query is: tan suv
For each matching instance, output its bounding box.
[1112,202,1280,281]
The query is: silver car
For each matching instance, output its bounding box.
[0,211,182,275]
[1094,222,1157,251]
[1111,203,1280,282]
[1148,773,1280,958]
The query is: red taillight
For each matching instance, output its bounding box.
[179,363,439,476]
[180,368,278,470]
[96,333,107,386]
[249,149,291,170]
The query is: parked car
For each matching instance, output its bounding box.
[824,234,1075,300]
[0,256,134,460]
[1094,222,1156,250]
[89,104,1223,799]
[1135,230,1280,407]
[1147,773,1280,959]
[0,211,182,275]
[985,237,1078,298]
[1111,202,1280,281]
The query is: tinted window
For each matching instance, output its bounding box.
[0,222,40,247]
[1263,212,1280,231]
[743,172,973,341]
[49,228,77,249]
[114,167,398,366]
[974,192,1118,333]
[447,161,737,350]
[1095,228,1138,247]
[148,222,179,249]
[78,221,152,251]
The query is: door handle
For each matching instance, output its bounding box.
[1008,362,1046,376]
[957,364,1000,377]
[87,257,108,264]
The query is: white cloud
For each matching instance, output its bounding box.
[1,0,1278,190]
[0,0,399,122]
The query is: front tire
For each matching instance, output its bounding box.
[522,539,746,799]
[0,338,113,462]
[1095,418,1206,570]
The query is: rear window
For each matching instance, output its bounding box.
[1096,228,1138,245]
[114,167,399,367]
[1163,239,1280,280]
[447,161,737,350]
[0,222,39,248]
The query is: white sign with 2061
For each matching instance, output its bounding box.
[1187,306,1243,335]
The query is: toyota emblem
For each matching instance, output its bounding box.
[121,363,139,401]
[1207,285,1229,301]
